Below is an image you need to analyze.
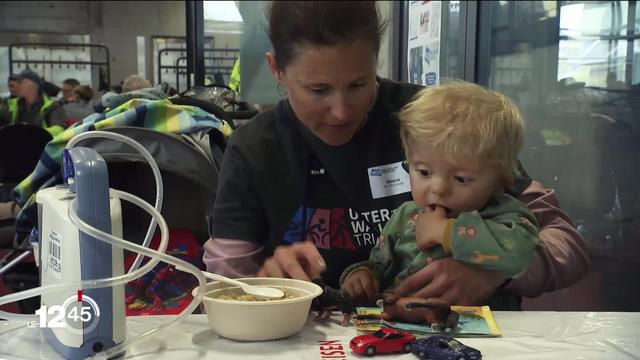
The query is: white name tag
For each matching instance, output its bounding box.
[367,161,411,199]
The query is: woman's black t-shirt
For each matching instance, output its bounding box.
[211,78,422,287]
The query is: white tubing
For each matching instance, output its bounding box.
[0,250,32,276]
[69,190,207,360]
[0,131,208,360]
[0,189,207,358]
[66,131,163,273]
[0,190,170,321]
[0,128,166,322]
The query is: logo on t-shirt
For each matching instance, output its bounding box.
[283,206,396,250]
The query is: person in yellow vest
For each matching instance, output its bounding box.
[229,58,240,94]
[2,75,19,101]
[0,70,67,136]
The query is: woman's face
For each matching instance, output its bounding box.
[268,39,378,146]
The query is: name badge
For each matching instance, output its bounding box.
[367,161,411,199]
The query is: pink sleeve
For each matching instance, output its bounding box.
[506,180,591,297]
[202,238,265,278]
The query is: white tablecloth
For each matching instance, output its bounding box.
[1,312,639,359]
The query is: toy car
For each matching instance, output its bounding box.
[410,335,482,360]
[349,327,416,356]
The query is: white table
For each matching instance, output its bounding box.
[1,312,639,359]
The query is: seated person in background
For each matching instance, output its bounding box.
[0,70,67,136]
[110,83,123,95]
[341,81,539,306]
[1,75,19,104]
[42,81,61,100]
[74,85,95,103]
[122,74,152,93]
[62,85,96,123]
[59,78,80,104]
[92,75,154,114]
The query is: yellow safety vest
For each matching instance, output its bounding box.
[7,95,63,136]
[229,58,241,94]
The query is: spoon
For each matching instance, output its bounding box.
[177,266,285,299]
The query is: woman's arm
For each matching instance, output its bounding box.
[203,133,269,277]
[202,237,264,278]
[203,236,329,281]
[506,180,591,297]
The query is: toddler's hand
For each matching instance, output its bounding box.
[415,205,449,251]
[341,269,379,305]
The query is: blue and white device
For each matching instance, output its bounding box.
[36,147,125,359]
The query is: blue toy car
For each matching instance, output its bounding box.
[410,335,481,360]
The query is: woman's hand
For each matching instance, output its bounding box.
[387,258,505,305]
[257,241,326,281]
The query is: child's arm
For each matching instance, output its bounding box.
[339,202,417,301]
[443,194,540,278]
[340,267,379,303]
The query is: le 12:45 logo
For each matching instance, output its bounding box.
[29,292,101,334]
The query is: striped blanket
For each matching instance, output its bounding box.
[11,98,233,237]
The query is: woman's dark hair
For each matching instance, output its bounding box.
[73,85,94,102]
[267,1,386,70]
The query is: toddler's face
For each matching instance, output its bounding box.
[407,144,501,217]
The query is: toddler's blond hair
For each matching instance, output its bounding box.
[398,81,524,187]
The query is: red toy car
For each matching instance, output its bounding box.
[349,328,416,356]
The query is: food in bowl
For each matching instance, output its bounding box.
[215,288,297,301]
[193,277,323,341]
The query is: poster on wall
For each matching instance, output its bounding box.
[407,0,442,87]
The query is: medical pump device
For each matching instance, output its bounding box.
[0,131,208,359]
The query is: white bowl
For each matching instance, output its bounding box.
[192,277,323,341]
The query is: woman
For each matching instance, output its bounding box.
[203,1,590,308]
[62,85,96,123]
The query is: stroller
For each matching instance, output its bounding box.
[1,124,52,240]
[175,85,259,129]
[74,126,222,315]
[0,125,52,314]
[76,126,220,245]
[1,97,230,315]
